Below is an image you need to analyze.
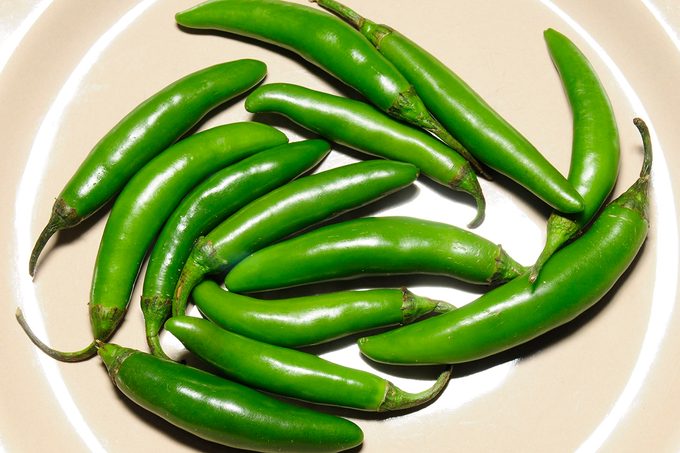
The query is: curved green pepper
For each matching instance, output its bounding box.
[18,123,287,362]
[166,316,450,411]
[245,83,486,226]
[314,0,584,214]
[172,160,419,317]
[226,216,526,293]
[175,0,488,175]
[30,60,268,276]
[193,281,452,348]
[141,139,330,358]
[97,342,364,452]
[529,28,620,281]
[358,119,650,365]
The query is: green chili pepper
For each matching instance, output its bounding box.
[97,342,364,452]
[245,83,486,227]
[29,60,268,276]
[172,160,419,317]
[192,281,453,348]
[226,216,526,293]
[313,0,585,214]
[17,123,288,362]
[529,28,620,281]
[357,119,651,365]
[142,140,330,358]
[166,316,450,411]
[175,0,489,176]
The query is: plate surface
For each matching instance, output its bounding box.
[2,1,679,452]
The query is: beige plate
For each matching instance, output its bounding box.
[2,1,680,451]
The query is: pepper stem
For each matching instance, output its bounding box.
[141,295,172,360]
[29,198,80,277]
[398,92,491,179]
[15,308,97,362]
[634,118,652,179]
[96,341,136,381]
[433,300,456,314]
[172,261,205,317]
[378,367,452,411]
[311,0,364,30]
[466,181,486,229]
[451,163,486,228]
[423,115,491,179]
[401,288,454,324]
[490,246,527,285]
[528,213,579,283]
[611,118,652,219]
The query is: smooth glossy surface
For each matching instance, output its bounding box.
[28,58,269,277]
[166,316,448,411]
[140,139,329,357]
[529,27,621,280]
[172,159,419,316]
[358,131,651,364]
[174,0,478,168]
[225,216,526,292]
[3,1,679,452]
[89,122,285,328]
[193,281,449,347]
[98,342,364,452]
[244,83,486,226]
[314,0,585,214]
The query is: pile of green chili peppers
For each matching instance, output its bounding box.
[16,1,654,451]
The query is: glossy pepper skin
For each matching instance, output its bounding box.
[97,342,364,452]
[166,316,450,411]
[141,139,330,358]
[18,123,287,362]
[529,28,620,281]
[192,281,453,348]
[313,0,584,214]
[172,160,419,317]
[29,60,268,276]
[245,83,486,227]
[175,0,487,175]
[226,216,526,293]
[358,119,651,365]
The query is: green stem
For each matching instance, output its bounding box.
[141,295,172,360]
[451,162,486,228]
[634,118,652,180]
[29,198,80,277]
[529,214,579,283]
[490,246,527,285]
[401,288,454,324]
[378,367,451,411]
[311,0,364,29]
[15,308,97,362]
[172,261,205,317]
[612,118,652,219]
[426,117,491,180]
[433,300,456,314]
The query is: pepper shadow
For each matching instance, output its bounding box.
[250,272,487,306]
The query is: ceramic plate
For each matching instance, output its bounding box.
[2,1,679,451]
